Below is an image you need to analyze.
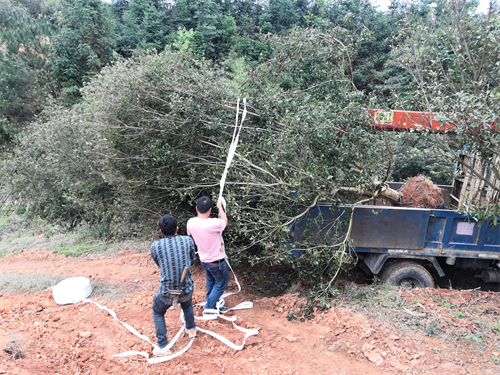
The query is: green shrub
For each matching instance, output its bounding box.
[1,27,390,299]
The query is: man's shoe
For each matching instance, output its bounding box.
[185,327,197,338]
[153,345,172,357]
[202,308,219,320]
[218,306,229,313]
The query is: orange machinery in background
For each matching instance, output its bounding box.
[367,109,456,132]
[367,109,500,209]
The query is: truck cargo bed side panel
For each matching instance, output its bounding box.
[423,210,500,255]
[351,207,430,250]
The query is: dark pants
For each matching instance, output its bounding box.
[152,289,196,349]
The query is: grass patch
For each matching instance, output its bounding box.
[335,283,441,340]
[336,282,410,320]
[0,273,63,293]
[0,233,107,258]
[0,273,130,301]
[51,243,105,257]
[0,203,155,260]
[0,216,8,227]
[90,280,130,301]
[0,207,107,257]
[334,281,500,348]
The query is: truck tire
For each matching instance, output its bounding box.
[379,261,435,288]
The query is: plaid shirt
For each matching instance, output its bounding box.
[151,235,196,294]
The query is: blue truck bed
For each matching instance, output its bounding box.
[291,202,500,285]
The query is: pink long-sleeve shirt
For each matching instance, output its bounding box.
[187,217,226,263]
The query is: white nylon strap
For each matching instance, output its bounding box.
[218,98,247,202]
[219,257,242,300]
[83,99,255,363]
[83,296,257,364]
[113,325,194,364]
[197,319,258,351]
[83,298,156,348]
[214,99,248,308]
[195,256,253,315]
[227,301,254,310]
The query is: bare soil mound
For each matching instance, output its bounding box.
[399,176,443,208]
[1,248,499,375]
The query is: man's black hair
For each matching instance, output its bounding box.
[196,196,212,214]
[159,214,177,236]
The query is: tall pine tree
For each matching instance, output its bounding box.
[50,0,114,103]
[0,12,54,139]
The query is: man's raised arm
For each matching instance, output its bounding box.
[217,198,228,228]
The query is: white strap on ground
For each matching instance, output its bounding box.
[83,297,257,364]
[114,324,193,364]
[83,298,156,347]
[197,317,258,351]
[217,256,253,310]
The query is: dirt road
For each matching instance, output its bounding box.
[1,248,498,374]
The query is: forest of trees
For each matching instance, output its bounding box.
[1,0,499,293]
[0,0,467,132]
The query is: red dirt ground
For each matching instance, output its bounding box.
[1,248,499,375]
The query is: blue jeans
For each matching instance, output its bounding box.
[201,259,229,310]
[152,289,196,349]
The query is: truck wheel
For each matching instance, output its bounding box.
[379,261,435,288]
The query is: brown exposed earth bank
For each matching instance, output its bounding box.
[1,248,499,375]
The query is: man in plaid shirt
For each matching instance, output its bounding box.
[151,214,197,356]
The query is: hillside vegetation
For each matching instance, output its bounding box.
[1,0,499,299]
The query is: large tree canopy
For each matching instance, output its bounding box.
[2,27,391,295]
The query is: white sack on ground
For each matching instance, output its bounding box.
[53,277,92,305]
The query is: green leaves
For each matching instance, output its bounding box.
[0,12,54,140]
[391,1,500,219]
[50,0,115,104]
[3,25,386,273]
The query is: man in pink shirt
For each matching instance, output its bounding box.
[187,196,229,317]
